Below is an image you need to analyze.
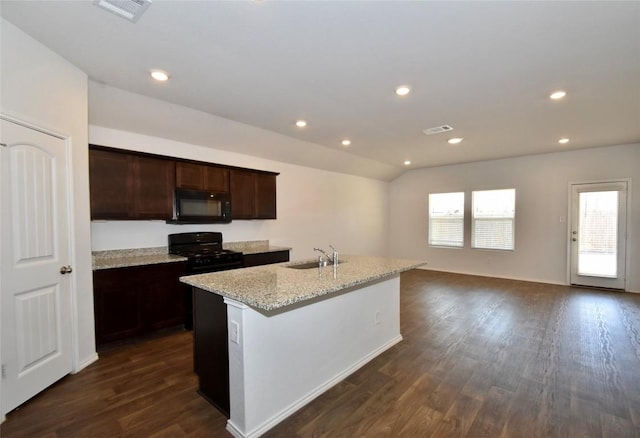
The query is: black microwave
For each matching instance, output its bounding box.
[167,189,232,224]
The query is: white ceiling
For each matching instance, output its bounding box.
[2,1,639,180]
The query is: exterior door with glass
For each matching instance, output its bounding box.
[569,181,628,290]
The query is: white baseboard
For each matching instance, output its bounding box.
[226,334,403,438]
[416,266,566,286]
[226,421,244,438]
[73,352,99,374]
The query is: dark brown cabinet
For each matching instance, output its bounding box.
[93,262,187,346]
[176,162,229,192]
[89,149,133,219]
[230,169,256,219]
[132,156,175,219]
[89,147,175,220]
[242,250,289,268]
[230,170,277,219]
[89,145,277,221]
[193,289,230,416]
[255,173,277,219]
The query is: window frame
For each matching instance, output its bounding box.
[471,188,516,251]
[428,191,465,248]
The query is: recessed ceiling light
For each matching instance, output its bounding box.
[150,70,169,82]
[395,85,411,96]
[448,137,463,145]
[295,120,307,128]
[403,160,411,166]
[341,139,351,146]
[550,90,566,100]
[558,137,570,144]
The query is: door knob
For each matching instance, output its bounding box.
[60,265,73,274]
[572,238,577,242]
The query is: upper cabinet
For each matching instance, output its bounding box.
[230,169,256,219]
[89,145,277,221]
[230,170,277,220]
[89,147,175,220]
[132,155,175,219]
[255,173,277,219]
[89,149,133,219]
[176,162,229,192]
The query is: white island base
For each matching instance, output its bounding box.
[224,275,401,438]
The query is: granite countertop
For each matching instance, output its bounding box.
[92,240,291,270]
[223,240,291,255]
[180,255,427,311]
[92,247,187,270]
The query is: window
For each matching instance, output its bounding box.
[472,189,515,250]
[428,192,464,247]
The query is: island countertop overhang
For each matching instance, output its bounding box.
[180,255,426,311]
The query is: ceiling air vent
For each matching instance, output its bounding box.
[94,0,152,23]
[423,125,453,135]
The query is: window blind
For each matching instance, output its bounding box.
[472,189,515,250]
[429,192,464,247]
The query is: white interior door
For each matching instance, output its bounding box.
[570,181,628,290]
[1,118,73,415]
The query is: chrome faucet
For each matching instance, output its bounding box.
[329,245,339,265]
[314,246,338,265]
[314,247,332,265]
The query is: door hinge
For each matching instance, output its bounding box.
[1,364,6,379]
[0,143,7,148]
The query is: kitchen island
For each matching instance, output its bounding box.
[181,255,426,438]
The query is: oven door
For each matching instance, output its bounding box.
[170,189,232,223]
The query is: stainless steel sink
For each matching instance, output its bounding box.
[286,260,346,270]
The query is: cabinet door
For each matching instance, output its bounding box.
[193,289,230,416]
[145,263,187,330]
[230,169,256,219]
[93,268,144,344]
[93,262,188,346]
[176,162,204,190]
[89,149,133,219]
[204,166,230,192]
[132,156,175,219]
[177,162,230,192]
[255,173,277,219]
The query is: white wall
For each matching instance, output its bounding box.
[89,126,390,261]
[389,143,640,292]
[89,82,401,181]
[0,19,96,372]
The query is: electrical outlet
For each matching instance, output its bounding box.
[375,311,381,326]
[230,321,240,344]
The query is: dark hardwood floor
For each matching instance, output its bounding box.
[2,270,640,437]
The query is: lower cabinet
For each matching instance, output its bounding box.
[192,250,289,417]
[242,250,290,268]
[93,262,187,346]
[193,288,230,417]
